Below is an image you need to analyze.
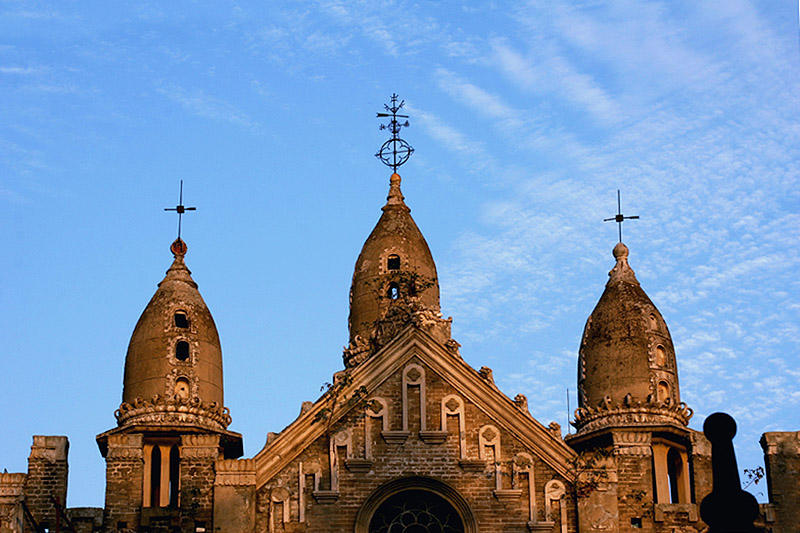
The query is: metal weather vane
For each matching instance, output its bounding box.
[604,189,639,243]
[164,180,196,242]
[375,93,414,172]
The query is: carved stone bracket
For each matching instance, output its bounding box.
[312,490,339,504]
[494,489,523,503]
[419,430,448,444]
[459,459,486,472]
[381,430,410,444]
[345,459,373,473]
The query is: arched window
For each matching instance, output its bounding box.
[150,446,161,507]
[355,477,477,533]
[169,445,180,507]
[174,311,189,328]
[387,282,400,300]
[667,448,683,503]
[387,254,401,270]
[176,341,190,361]
[369,489,463,533]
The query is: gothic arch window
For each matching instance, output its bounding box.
[355,477,477,533]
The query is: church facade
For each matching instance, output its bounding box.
[1,168,798,532]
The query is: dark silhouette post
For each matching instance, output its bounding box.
[700,412,760,532]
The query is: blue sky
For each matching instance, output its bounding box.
[1,1,798,507]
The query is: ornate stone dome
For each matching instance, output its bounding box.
[346,173,449,367]
[574,243,691,433]
[120,239,227,429]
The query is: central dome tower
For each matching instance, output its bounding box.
[345,173,450,367]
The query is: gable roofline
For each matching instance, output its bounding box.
[254,326,577,486]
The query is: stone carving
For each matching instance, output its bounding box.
[573,393,692,434]
[115,393,232,430]
[478,366,496,386]
[544,479,568,533]
[515,394,529,413]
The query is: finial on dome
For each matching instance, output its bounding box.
[170,238,188,257]
[608,241,638,286]
[386,172,405,206]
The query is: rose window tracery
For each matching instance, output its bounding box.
[369,489,464,533]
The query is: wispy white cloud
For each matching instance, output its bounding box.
[156,84,262,132]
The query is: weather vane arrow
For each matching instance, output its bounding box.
[375,93,414,172]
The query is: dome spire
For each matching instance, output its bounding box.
[344,95,452,367]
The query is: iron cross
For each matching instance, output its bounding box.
[164,180,196,240]
[604,190,639,243]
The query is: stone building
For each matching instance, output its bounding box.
[1,169,797,533]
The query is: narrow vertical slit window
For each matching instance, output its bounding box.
[169,445,180,507]
[150,446,161,507]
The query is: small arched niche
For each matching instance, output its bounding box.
[355,477,477,533]
[174,377,190,399]
[655,345,668,367]
[657,380,670,402]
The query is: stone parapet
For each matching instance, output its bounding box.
[115,394,232,431]
[216,459,256,487]
[573,395,692,434]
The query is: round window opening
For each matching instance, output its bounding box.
[369,489,464,533]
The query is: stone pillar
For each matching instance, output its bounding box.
[103,433,144,532]
[180,434,220,532]
[761,431,800,531]
[214,459,256,533]
[24,436,69,530]
[0,472,27,533]
[690,430,712,505]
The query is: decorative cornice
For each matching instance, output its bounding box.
[215,459,256,486]
[573,394,692,434]
[344,300,453,368]
[115,394,231,431]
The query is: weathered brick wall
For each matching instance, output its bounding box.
[257,357,577,532]
[24,435,69,530]
[67,507,103,533]
[0,472,27,533]
[103,433,143,532]
[761,431,800,532]
[180,434,220,532]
